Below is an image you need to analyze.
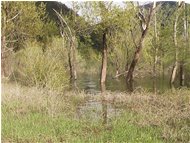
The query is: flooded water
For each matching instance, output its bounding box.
[76,98,122,125]
[74,73,186,94]
[73,73,189,124]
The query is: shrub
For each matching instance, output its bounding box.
[14,40,69,91]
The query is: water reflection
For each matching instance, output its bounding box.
[126,81,134,92]
[75,74,175,93]
[101,83,107,125]
[75,91,121,125]
[72,73,189,94]
[101,97,108,125]
[69,79,78,91]
[153,77,157,94]
[74,73,189,129]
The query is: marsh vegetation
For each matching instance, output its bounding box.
[2,82,190,142]
[1,1,190,142]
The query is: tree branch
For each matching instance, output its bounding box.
[53,9,73,39]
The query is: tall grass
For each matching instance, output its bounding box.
[13,39,69,91]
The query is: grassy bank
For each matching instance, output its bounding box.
[2,82,190,142]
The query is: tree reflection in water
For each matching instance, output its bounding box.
[101,83,108,126]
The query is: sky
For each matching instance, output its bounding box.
[61,1,144,9]
[59,0,190,16]
[61,0,190,9]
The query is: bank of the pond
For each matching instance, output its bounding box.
[2,82,190,142]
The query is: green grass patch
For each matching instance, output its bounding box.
[2,108,163,143]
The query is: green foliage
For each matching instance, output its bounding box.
[14,40,69,91]
[2,1,190,81]
[108,31,129,75]
[78,35,101,73]
[1,1,45,51]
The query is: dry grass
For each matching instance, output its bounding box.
[2,82,88,118]
[93,89,190,142]
[2,82,190,142]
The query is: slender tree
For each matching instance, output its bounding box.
[153,5,158,93]
[54,9,78,81]
[179,2,189,86]
[126,2,157,82]
[170,2,184,85]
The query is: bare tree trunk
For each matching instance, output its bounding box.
[126,28,151,82]
[100,31,108,83]
[179,62,185,86]
[153,48,158,94]
[126,2,156,82]
[125,47,129,72]
[54,9,77,81]
[153,11,158,94]
[126,46,141,82]
[126,80,134,92]
[2,2,6,77]
[179,3,188,86]
[159,45,165,90]
[68,41,73,80]
[115,60,119,78]
[71,2,77,80]
[60,31,75,81]
[71,36,77,80]
[1,36,6,77]
[67,37,77,81]
[170,13,179,85]
[170,56,178,85]
[1,3,10,78]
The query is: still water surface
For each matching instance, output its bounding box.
[73,73,189,124]
[74,73,178,93]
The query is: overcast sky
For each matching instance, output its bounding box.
[60,1,190,16]
[62,1,143,9]
[61,0,190,9]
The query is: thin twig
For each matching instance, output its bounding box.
[53,9,73,39]
[6,11,20,23]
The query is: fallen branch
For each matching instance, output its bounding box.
[113,71,128,79]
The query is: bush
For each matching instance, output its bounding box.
[14,40,69,91]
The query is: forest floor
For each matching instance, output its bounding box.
[2,82,190,143]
